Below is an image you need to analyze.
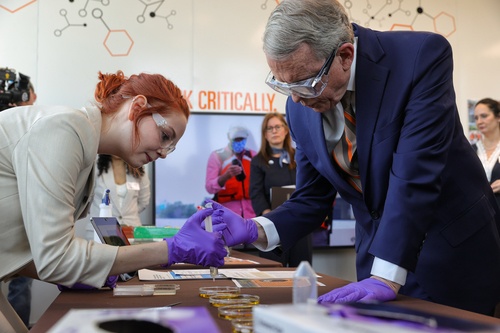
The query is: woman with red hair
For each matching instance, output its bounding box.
[0,71,227,332]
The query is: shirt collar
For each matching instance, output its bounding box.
[346,36,358,92]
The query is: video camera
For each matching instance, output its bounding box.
[0,67,31,111]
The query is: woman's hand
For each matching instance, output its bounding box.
[491,179,500,193]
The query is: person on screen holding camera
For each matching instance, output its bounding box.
[0,70,228,333]
[205,126,257,218]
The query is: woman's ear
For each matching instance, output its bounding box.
[128,95,148,120]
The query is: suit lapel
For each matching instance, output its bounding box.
[305,109,351,190]
[354,25,389,195]
[292,26,390,197]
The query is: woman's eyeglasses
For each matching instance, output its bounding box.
[266,124,284,132]
[151,112,176,155]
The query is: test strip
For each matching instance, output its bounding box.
[204,203,218,280]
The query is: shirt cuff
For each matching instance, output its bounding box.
[371,257,407,286]
[251,216,280,251]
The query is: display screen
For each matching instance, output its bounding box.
[90,217,131,246]
[154,112,264,228]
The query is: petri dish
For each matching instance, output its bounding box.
[231,318,253,333]
[199,286,240,298]
[218,304,254,320]
[209,294,260,307]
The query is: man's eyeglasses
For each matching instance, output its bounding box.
[151,112,176,155]
[265,43,345,99]
[266,124,284,132]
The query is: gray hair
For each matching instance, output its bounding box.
[263,0,354,61]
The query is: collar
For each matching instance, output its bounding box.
[346,36,358,92]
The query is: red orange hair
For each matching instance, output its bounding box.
[94,70,190,145]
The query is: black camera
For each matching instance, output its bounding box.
[232,158,246,181]
[0,67,31,111]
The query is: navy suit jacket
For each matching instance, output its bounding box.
[266,24,500,314]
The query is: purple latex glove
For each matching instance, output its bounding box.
[57,275,118,291]
[206,200,258,247]
[164,208,227,267]
[317,278,396,304]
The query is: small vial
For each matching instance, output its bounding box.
[293,261,317,305]
[204,202,218,281]
[99,189,112,217]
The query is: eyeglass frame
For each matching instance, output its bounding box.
[265,42,347,99]
[122,95,177,155]
[151,112,176,155]
[265,124,285,132]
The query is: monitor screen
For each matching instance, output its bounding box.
[154,112,265,228]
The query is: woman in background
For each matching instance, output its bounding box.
[91,154,150,226]
[250,112,312,267]
[473,98,500,207]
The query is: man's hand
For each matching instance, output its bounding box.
[317,277,397,304]
[207,200,258,247]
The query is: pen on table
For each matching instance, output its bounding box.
[202,203,218,281]
[165,301,181,307]
[142,302,182,311]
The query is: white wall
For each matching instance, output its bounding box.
[2,0,500,327]
[2,1,500,127]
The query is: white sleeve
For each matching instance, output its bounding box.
[371,257,407,286]
[251,216,281,251]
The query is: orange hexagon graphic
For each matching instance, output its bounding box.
[0,0,36,13]
[434,12,456,37]
[390,23,414,32]
[103,30,134,57]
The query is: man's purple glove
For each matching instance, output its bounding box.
[317,278,396,304]
[206,200,258,247]
[164,208,227,267]
[57,275,118,291]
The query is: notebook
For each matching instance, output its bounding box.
[90,217,131,246]
[270,185,296,209]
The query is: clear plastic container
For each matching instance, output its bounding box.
[231,318,253,333]
[198,286,240,298]
[293,261,317,305]
[113,284,180,296]
[218,304,254,320]
[209,294,259,307]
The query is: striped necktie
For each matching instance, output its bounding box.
[332,91,362,192]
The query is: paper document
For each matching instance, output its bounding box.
[138,268,319,281]
[233,279,325,288]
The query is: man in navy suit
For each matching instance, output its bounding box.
[211,0,500,315]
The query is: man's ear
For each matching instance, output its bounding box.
[128,95,148,120]
[338,43,354,71]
